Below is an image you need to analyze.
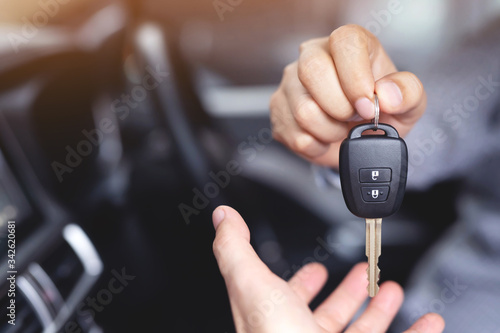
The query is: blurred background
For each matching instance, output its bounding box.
[0,0,499,332]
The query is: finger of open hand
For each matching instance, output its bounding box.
[212,206,273,289]
[288,262,328,305]
[345,281,404,333]
[313,263,369,332]
[404,313,445,333]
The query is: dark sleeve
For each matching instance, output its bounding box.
[405,19,500,190]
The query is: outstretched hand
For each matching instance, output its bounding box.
[211,206,444,333]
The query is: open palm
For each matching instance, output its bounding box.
[211,206,444,333]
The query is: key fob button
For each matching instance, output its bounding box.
[361,186,390,202]
[359,168,392,183]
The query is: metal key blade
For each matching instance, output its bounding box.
[365,218,382,297]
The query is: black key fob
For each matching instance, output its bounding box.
[339,123,408,218]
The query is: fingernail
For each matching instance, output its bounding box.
[212,207,226,229]
[354,97,375,120]
[378,81,403,108]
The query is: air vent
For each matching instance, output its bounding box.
[39,240,84,301]
[0,224,103,333]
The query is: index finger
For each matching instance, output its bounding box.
[313,263,369,332]
[329,24,397,119]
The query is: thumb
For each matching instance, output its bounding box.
[212,206,271,284]
[375,71,426,123]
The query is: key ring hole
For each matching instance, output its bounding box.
[349,123,400,139]
[361,128,386,136]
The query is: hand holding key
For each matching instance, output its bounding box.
[270,24,426,168]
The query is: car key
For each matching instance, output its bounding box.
[339,96,408,297]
